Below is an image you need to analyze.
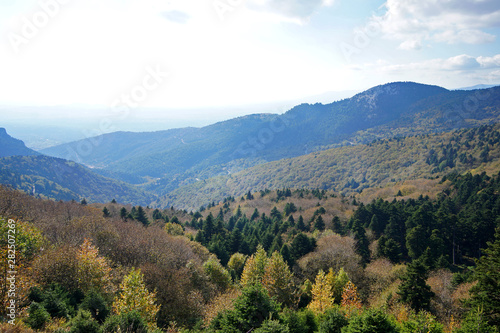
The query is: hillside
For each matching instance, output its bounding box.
[156,124,500,210]
[41,82,457,190]
[0,155,155,205]
[0,127,40,157]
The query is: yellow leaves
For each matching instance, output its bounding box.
[112,268,160,330]
[262,251,295,307]
[164,222,184,236]
[240,245,268,287]
[308,270,334,314]
[76,238,114,294]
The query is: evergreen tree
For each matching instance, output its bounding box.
[314,215,325,231]
[102,207,110,218]
[119,207,128,220]
[469,227,500,326]
[296,215,306,231]
[397,258,434,312]
[135,206,149,226]
[352,219,370,266]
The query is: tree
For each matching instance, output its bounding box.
[112,268,160,330]
[314,215,325,231]
[227,253,247,279]
[210,284,280,333]
[341,281,362,317]
[135,206,149,226]
[469,227,500,326]
[76,238,114,294]
[102,207,111,218]
[290,233,316,261]
[262,251,295,307]
[204,255,232,292]
[342,309,398,333]
[308,270,334,314]
[119,207,128,220]
[241,246,269,287]
[352,219,370,266]
[397,258,434,312]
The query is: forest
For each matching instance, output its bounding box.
[1,165,499,332]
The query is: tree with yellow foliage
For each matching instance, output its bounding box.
[262,251,295,307]
[112,268,160,329]
[240,245,268,287]
[308,270,334,314]
[76,238,114,294]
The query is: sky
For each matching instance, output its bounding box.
[1,0,500,134]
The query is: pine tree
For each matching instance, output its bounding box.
[352,219,370,266]
[469,227,500,326]
[135,206,149,226]
[119,207,128,220]
[314,215,325,231]
[397,258,434,312]
[296,215,306,231]
[241,245,269,287]
[102,207,111,218]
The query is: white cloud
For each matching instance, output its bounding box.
[398,39,422,50]
[374,0,500,47]
[246,0,335,22]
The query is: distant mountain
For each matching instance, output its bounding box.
[0,155,155,205]
[156,124,500,210]
[0,127,40,157]
[42,82,449,187]
[458,84,499,91]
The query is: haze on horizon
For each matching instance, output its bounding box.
[1,0,500,145]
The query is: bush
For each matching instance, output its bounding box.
[102,311,148,333]
[318,307,348,333]
[80,290,110,323]
[342,309,397,333]
[69,310,100,333]
[25,302,51,330]
[281,308,317,333]
[254,319,290,333]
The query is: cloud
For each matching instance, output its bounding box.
[247,0,335,22]
[373,0,500,47]
[371,54,500,76]
[160,10,190,24]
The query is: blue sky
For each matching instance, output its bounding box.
[1,0,500,112]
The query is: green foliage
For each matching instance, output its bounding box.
[281,308,317,333]
[253,319,290,333]
[80,290,110,323]
[0,155,154,205]
[397,311,444,333]
[203,255,232,292]
[102,311,149,333]
[25,302,50,330]
[342,309,398,333]
[69,309,100,333]
[210,284,281,333]
[469,227,500,326]
[397,258,434,312]
[455,307,499,333]
[317,307,348,333]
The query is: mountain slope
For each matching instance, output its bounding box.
[0,155,155,205]
[41,82,450,184]
[0,127,40,157]
[155,124,500,210]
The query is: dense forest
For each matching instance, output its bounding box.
[1,167,499,332]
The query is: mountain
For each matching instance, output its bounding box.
[0,155,155,205]
[458,84,499,91]
[41,83,448,184]
[0,127,40,157]
[155,124,500,210]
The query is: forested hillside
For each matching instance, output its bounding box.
[1,168,499,332]
[158,124,500,210]
[0,155,155,205]
[0,128,39,158]
[41,83,500,200]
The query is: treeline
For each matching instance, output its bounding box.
[1,169,500,332]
